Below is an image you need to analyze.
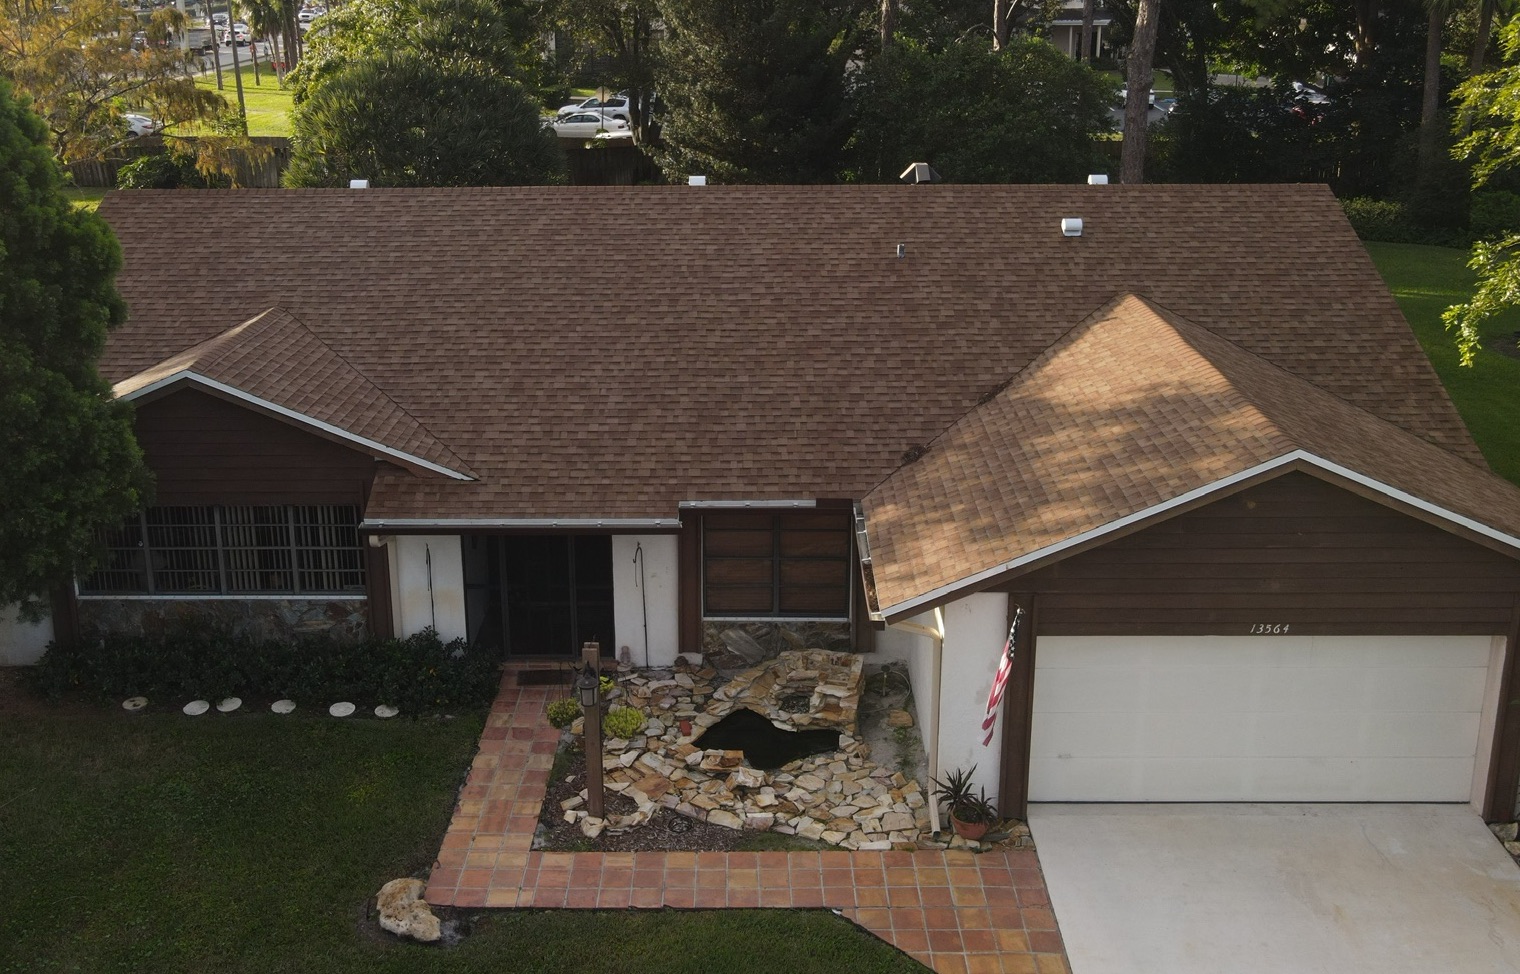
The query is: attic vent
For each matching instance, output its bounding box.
[688,175,707,186]
[349,179,370,189]
[1061,217,1083,237]
[1087,174,1109,185]
[899,162,941,184]
[900,444,929,465]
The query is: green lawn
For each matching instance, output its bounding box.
[196,64,294,137]
[1364,241,1520,485]
[0,709,923,973]
[61,186,107,212]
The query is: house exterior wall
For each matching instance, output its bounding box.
[0,605,53,665]
[1000,472,1520,636]
[132,388,379,506]
[391,535,467,643]
[937,592,1010,803]
[74,597,368,642]
[612,535,680,667]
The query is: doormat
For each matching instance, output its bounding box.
[516,669,573,687]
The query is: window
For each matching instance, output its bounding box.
[702,512,852,619]
[80,505,364,596]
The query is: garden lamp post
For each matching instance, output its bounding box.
[577,643,605,818]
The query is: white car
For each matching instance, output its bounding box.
[124,113,159,137]
[548,113,631,139]
[554,95,633,122]
[219,22,250,45]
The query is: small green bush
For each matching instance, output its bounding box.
[546,697,581,729]
[1472,190,1520,239]
[116,152,225,189]
[1340,196,1471,247]
[603,706,646,739]
[29,625,500,714]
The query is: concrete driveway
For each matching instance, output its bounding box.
[1028,803,1520,974]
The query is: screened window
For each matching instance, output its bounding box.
[81,505,364,596]
[702,512,851,619]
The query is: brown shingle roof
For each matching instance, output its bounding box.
[113,307,473,479]
[96,185,1484,527]
[861,294,1520,616]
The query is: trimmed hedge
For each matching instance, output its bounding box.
[28,626,501,714]
[1341,197,1473,248]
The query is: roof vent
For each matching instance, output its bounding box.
[688,175,707,186]
[349,178,369,189]
[896,243,906,259]
[1061,218,1083,237]
[899,162,941,184]
[1087,174,1109,185]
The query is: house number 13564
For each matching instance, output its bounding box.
[1249,624,1290,634]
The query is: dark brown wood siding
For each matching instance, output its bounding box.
[1001,472,1520,636]
[133,389,381,507]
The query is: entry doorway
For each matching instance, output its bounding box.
[463,535,614,657]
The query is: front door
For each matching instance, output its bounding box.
[464,535,613,657]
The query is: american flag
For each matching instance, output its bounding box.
[981,607,1024,746]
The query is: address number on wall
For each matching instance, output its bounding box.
[1248,624,1291,635]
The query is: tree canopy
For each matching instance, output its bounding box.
[0,78,149,617]
[847,36,1113,183]
[0,0,222,161]
[286,51,564,187]
[654,0,868,184]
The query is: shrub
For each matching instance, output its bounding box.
[546,697,581,729]
[602,706,646,739]
[1471,190,1520,239]
[28,625,500,714]
[116,152,224,189]
[1342,197,1418,242]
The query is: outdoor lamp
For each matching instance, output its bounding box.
[576,666,599,709]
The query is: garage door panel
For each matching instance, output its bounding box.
[1030,635,1495,803]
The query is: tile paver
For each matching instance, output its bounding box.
[427,666,1070,974]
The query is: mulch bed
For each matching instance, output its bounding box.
[536,745,816,854]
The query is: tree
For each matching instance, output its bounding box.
[847,37,1113,183]
[1446,15,1520,361]
[285,52,564,187]
[1121,0,1160,183]
[544,0,660,142]
[654,0,868,184]
[0,78,150,619]
[0,0,223,162]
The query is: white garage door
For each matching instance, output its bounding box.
[1029,635,1497,803]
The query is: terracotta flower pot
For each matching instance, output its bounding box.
[950,812,990,841]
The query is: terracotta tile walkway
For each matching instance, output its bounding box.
[426,669,1070,974]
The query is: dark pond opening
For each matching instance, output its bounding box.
[693,708,841,771]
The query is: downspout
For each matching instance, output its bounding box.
[890,607,946,835]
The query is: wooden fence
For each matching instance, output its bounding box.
[66,136,291,188]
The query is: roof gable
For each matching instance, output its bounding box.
[862,294,1520,618]
[113,308,474,481]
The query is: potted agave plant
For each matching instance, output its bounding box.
[931,766,1000,841]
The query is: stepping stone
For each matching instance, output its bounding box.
[271,699,296,714]
[183,700,210,716]
[122,696,147,712]
[329,702,355,717]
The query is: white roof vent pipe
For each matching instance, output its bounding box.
[349,179,369,189]
[688,175,707,186]
[1061,218,1084,237]
[899,162,941,184]
[1087,174,1109,185]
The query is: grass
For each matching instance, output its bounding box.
[1364,241,1520,485]
[60,186,107,211]
[195,64,294,137]
[0,708,924,973]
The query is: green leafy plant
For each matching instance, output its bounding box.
[599,674,617,696]
[602,705,646,739]
[931,765,999,826]
[546,697,581,729]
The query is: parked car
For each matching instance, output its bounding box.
[548,113,631,139]
[554,94,634,122]
[124,113,159,138]
[219,22,250,45]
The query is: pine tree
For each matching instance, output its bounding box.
[0,79,150,618]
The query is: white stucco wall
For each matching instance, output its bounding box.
[391,535,467,643]
[0,603,54,666]
[612,535,680,668]
[937,591,1011,802]
[874,612,939,755]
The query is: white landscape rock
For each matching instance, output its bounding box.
[122,696,148,712]
[182,700,210,716]
[216,697,242,713]
[375,878,441,943]
[271,699,296,714]
[329,702,355,717]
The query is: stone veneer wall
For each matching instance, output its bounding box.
[701,620,854,659]
[77,599,368,643]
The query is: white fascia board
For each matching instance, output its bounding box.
[876,449,1520,622]
[361,517,681,530]
[678,499,818,509]
[119,372,473,482]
